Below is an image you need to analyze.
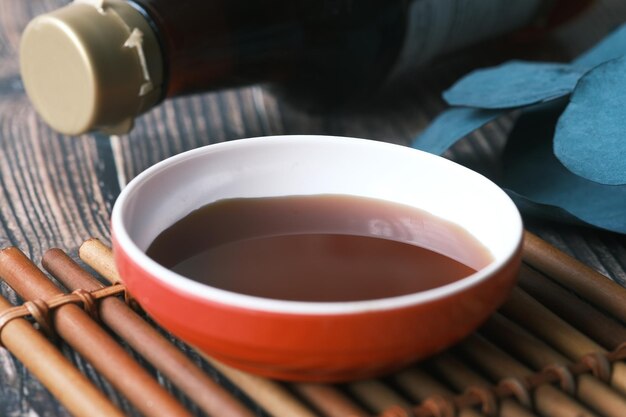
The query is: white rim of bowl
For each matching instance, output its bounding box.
[112,135,523,315]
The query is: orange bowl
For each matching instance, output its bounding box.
[111,135,523,382]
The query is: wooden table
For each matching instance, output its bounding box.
[1,0,626,416]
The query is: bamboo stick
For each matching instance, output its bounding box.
[500,287,605,358]
[0,293,124,417]
[523,232,626,325]
[347,380,412,414]
[293,383,371,417]
[79,238,122,283]
[0,247,192,417]
[518,265,626,350]
[42,248,255,417]
[203,355,319,417]
[394,367,454,400]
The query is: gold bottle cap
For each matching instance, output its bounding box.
[20,0,163,135]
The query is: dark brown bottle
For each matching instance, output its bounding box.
[139,1,406,100]
[19,0,590,135]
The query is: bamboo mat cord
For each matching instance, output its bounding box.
[480,314,626,417]
[392,368,486,417]
[0,292,125,417]
[292,383,371,417]
[497,379,533,410]
[79,239,319,417]
[523,232,626,325]
[463,386,498,416]
[517,265,626,350]
[0,247,193,417]
[42,248,256,417]
[429,354,538,417]
[0,284,126,336]
[377,405,416,417]
[458,334,598,417]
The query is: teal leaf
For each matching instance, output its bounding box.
[412,107,502,155]
[500,103,626,234]
[554,55,626,185]
[443,60,584,109]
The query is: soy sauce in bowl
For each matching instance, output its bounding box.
[146,194,493,302]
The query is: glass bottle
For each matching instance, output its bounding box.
[19,0,590,135]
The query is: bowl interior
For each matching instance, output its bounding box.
[114,135,522,310]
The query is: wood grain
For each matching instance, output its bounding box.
[1,0,626,416]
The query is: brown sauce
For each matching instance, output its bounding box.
[146,194,493,302]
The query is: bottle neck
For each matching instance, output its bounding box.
[128,0,408,106]
[129,0,302,98]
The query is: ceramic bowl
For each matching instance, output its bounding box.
[111,135,523,382]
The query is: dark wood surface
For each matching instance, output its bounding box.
[1,1,626,416]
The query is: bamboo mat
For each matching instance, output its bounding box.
[1,232,626,417]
